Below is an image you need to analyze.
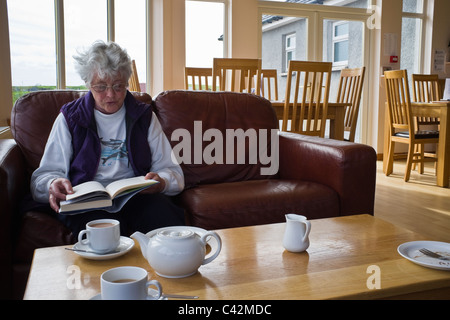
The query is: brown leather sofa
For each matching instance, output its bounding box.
[0,89,376,299]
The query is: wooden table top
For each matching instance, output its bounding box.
[24,214,450,300]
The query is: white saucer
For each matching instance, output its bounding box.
[397,240,450,271]
[71,236,134,260]
[90,288,167,300]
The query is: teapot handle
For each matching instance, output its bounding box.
[201,231,222,265]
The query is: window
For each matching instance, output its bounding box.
[8,0,56,104]
[332,22,349,67]
[8,0,151,104]
[403,0,424,13]
[115,0,147,91]
[285,33,296,72]
[400,0,425,77]
[185,0,225,68]
[64,0,107,87]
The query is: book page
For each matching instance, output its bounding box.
[66,181,107,201]
[105,176,158,198]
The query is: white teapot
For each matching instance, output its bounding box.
[131,227,222,278]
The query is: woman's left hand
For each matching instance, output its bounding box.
[141,172,166,194]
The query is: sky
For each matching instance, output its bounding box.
[8,0,224,87]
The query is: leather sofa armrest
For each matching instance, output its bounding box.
[0,139,27,215]
[0,139,27,298]
[278,132,377,216]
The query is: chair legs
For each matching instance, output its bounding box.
[386,140,395,177]
[404,143,416,182]
[386,140,437,182]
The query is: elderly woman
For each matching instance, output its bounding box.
[31,41,185,237]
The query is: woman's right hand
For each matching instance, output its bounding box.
[49,178,74,212]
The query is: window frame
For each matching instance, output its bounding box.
[331,20,349,67]
[284,33,296,73]
[400,0,427,75]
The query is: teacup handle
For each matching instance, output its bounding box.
[78,230,90,246]
[146,280,162,300]
[201,231,222,265]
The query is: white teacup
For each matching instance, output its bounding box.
[101,266,162,300]
[78,219,120,253]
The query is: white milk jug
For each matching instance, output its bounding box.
[283,214,311,252]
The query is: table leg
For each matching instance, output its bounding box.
[437,106,449,187]
[383,103,390,173]
[329,106,344,140]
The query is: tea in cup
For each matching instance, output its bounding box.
[101,266,162,300]
[78,219,120,254]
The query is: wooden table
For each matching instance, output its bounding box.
[270,101,349,140]
[24,215,450,300]
[383,101,450,187]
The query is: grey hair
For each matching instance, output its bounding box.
[73,40,132,86]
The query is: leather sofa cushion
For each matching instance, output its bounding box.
[179,179,339,230]
[154,90,279,188]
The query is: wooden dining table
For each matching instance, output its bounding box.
[383,101,450,188]
[270,101,349,140]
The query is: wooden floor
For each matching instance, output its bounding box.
[374,160,450,243]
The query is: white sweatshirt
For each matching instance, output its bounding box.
[31,105,184,203]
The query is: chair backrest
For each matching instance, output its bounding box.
[282,60,332,137]
[412,74,441,102]
[261,69,279,101]
[336,67,366,142]
[384,69,414,137]
[184,67,213,90]
[412,74,441,127]
[128,60,141,92]
[212,58,262,95]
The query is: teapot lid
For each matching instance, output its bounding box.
[157,227,195,240]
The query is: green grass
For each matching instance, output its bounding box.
[12,85,87,106]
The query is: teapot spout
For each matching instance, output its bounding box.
[131,231,149,259]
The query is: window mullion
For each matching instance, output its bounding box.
[55,0,65,89]
[107,0,115,42]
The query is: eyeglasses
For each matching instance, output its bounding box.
[90,83,128,93]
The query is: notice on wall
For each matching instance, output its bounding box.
[434,49,446,72]
[443,78,450,101]
[384,33,398,56]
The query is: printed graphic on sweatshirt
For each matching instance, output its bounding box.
[99,138,128,166]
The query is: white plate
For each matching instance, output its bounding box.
[71,236,134,260]
[90,288,167,300]
[397,241,450,271]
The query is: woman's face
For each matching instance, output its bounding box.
[89,73,128,114]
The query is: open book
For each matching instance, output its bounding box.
[59,176,159,215]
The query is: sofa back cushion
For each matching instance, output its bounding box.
[11,90,152,175]
[153,90,279,188]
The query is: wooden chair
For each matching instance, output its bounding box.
[261,69,279,101]
[411,74,441,172]
[185,67,213,90]
[212,58,262,94]
[128,60,141,92]
[282,60,332,137]
[336,67,366,142]
[384,69,439,182]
